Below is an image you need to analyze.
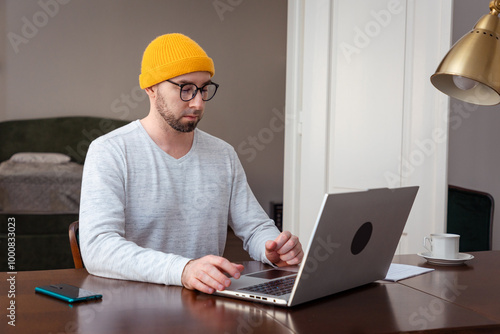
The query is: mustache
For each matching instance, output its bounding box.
[182,110,202,117]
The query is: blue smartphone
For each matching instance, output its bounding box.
[35,284,102,303]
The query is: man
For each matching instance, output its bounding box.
[80,33,303,294]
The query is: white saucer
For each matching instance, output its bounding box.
[417,252,474,266]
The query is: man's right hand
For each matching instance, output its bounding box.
[181,255,244,294]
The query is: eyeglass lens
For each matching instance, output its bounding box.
[181,83,218,101]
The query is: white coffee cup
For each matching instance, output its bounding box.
[423,233,460,259]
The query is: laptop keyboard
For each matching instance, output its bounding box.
[240,276,296,296]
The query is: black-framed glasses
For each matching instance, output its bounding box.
[165,79,219,102]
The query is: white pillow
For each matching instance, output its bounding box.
[9,152,71,164]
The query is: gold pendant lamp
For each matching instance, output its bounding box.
[431,0,500,105]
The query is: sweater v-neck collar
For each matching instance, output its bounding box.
[135,120,197,163]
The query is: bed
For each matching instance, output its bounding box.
[0,153,83,214]
[0,116,129,270]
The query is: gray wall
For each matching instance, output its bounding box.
[0,0,287,214]
[448,0,500,250]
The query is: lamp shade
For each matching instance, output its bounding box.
[431,11,500,105]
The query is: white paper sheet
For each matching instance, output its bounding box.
[383,263,434,282]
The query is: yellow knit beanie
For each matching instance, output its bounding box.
[139,33,215,89]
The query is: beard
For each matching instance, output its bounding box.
[155,92,202,133]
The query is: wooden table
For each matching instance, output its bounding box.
[2,251,500,333]
[393,251,500,328]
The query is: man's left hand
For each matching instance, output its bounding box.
[265,231,303,267]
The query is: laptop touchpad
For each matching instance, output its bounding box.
[247,270,297,279]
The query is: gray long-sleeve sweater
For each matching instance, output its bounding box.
[79,120,279,286]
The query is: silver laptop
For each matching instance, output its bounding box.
[215,186,419,307]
